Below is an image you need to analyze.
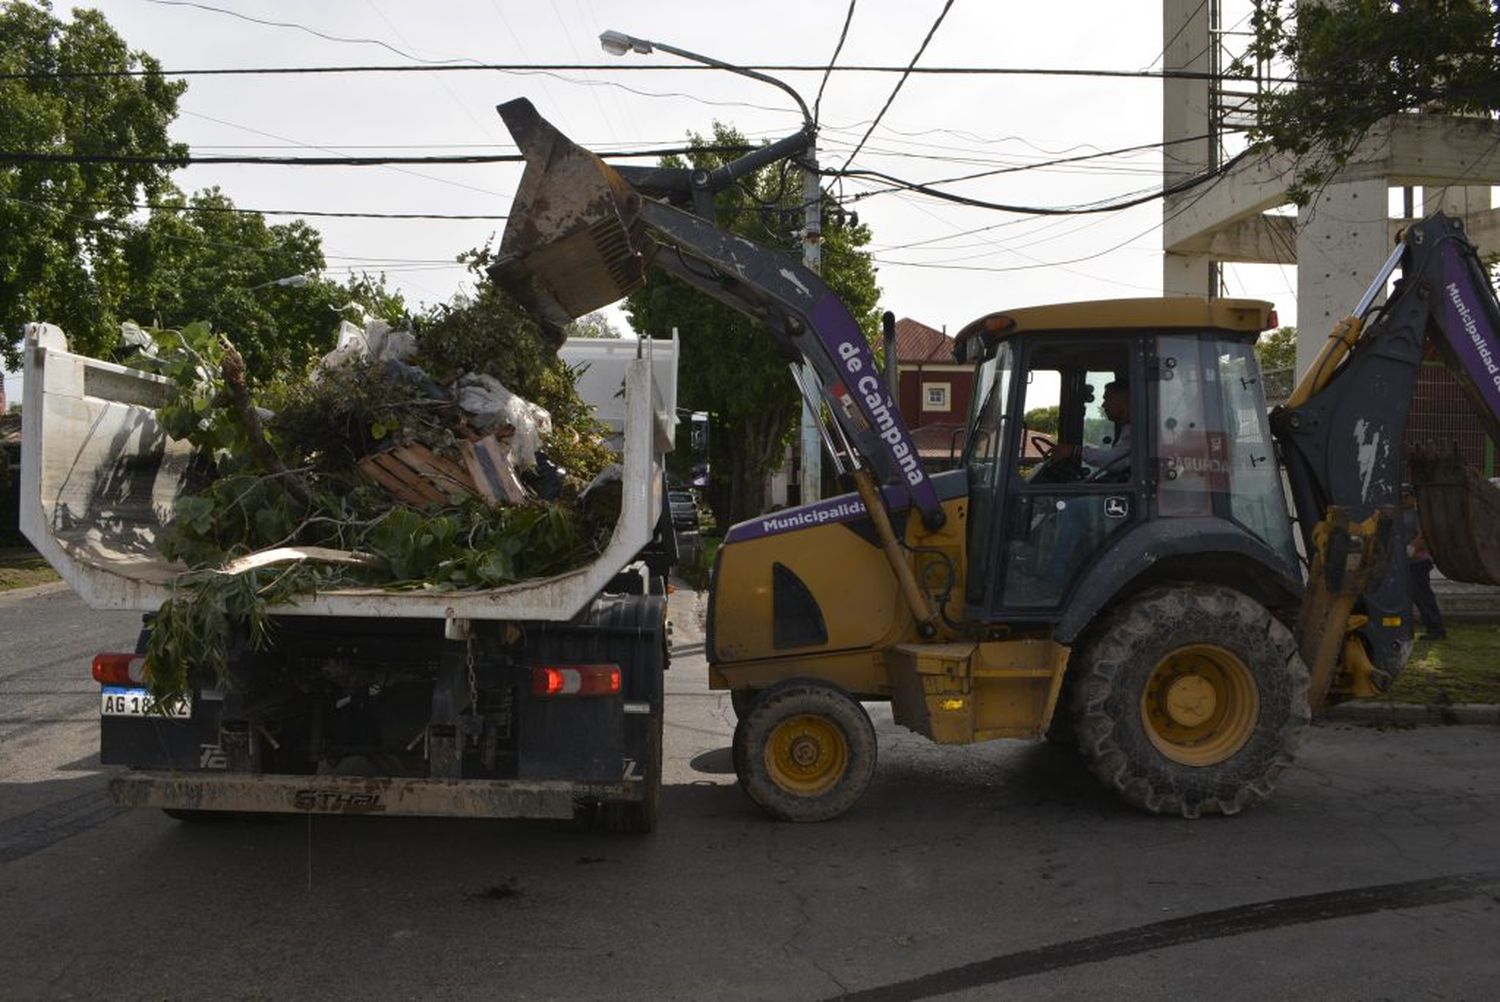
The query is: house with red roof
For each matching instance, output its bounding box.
[892,317,972,469]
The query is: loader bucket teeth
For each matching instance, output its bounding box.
[1411,446,1500,585]
[489,98,650,343]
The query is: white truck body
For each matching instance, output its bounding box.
[20,323,679,621]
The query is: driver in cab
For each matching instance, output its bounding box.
[1053,380,1130,479]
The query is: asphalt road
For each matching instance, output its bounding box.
[2,583,1498,1000]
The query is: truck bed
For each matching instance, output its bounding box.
[19,324,678,621]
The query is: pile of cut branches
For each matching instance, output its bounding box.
[127,313,619,700]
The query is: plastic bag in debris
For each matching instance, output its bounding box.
[313,319,417,380]
[119,321,154,356]
[453,373,552,469]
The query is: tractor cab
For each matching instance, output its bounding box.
[954,298,1301,629]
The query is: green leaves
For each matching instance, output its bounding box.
[1,3,186,367]
[1244,1,1500,205]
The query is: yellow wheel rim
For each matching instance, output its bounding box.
[765,714,849,796]
[1140,644,1259,766]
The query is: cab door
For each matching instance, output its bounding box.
[992,339,1145,616]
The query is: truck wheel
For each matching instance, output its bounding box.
[1071,584,1309,818]
[601,709,662,834]
[733,680,877,823]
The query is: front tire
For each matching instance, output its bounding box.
[733,679,877,822]
[1071,584,1309,818]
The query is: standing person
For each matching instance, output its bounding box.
[1404,485,1447,641]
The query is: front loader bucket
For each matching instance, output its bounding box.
[490,98,651,341]
[1410,446,1500,585]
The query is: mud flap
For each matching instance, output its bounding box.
[1411,446,1500,585]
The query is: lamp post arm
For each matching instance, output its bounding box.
[647,39,812,124]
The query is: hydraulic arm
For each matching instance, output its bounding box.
[1272,213,1500,703]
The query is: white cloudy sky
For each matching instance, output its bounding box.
[10,0,1292,403]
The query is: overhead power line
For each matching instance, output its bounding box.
[0,144,753,168]
[839,0,957,173]
[837,128,1242,202]
[142,0,478,65]
[825,148,1250,216]
[66,200,509,221]
[0,62,1307,85]
[814,1,859,125]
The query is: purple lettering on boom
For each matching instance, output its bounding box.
[807,293,942,522]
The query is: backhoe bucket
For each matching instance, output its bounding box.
[490,98,650,340]
[1410,446,1500,585]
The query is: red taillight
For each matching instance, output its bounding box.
[530,664,621,697]
[92,652,147,685]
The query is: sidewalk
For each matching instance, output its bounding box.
[1432,574,1500,622]
[1322,701,1500,727]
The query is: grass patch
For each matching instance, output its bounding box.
[1385,623,1500,704]
[0,549,60,591]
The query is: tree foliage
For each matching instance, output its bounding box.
[0,1,185,363]
[1023,405,1060,435]
[624,123,881,526]
[1255,325,1298,374]
[565,310,623,339]
[113,187,385,380]
[1,4,408,380]
[1244,1,1500,204]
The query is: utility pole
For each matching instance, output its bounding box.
[798,136,823,504]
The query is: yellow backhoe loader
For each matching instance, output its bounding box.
[495,98,1500,822]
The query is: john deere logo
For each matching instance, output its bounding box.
[1104,497,1129,519]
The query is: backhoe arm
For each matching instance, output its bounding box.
[1272,213,1500,705]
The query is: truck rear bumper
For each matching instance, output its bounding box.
[110,771,639,819]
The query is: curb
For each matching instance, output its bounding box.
[1320,701,1500,727]
[0,579,71,603]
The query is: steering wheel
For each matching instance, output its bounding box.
[1026,435,1085,484]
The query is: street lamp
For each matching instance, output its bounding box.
[599,29,826,502]
[248,273,315,291]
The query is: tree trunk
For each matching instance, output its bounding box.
[726,406,795,525]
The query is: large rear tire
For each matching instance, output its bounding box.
[1071,584,1309,818]
[733,679,876,823]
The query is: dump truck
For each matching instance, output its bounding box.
[488,99,1500,822]
[21,325,680,831]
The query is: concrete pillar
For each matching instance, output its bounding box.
[1162,0,1214,296]
[1295,178,1389,377]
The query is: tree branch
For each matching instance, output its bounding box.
[218,335,312,506]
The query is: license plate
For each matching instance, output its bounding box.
[101,686,192,719]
